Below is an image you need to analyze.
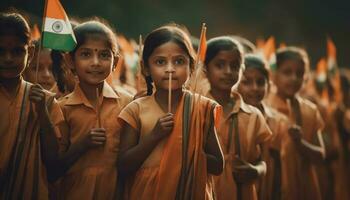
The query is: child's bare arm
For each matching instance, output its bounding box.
[29,84,59,166]
[48,127,106,182]
[205,124,224,176]
[288,125,325,163]
[118,113,174,175]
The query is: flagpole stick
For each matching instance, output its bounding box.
[34,44,42,84]
[96,88,101,128]
[192,23,206,93]
[35,0,49,84]
[168,72,172,113]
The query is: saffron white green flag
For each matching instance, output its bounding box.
[42,0,76,51]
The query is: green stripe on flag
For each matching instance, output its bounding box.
[43,32,76,52]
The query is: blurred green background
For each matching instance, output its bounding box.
[1,0,350,68]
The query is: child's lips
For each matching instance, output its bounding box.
[162,77,178,80]
[87,71,103,75]
[221,78,234,84]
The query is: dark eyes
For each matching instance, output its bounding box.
[78,50,112,60]
[174,58,185,65]
[154,57,187,66]
[155,59,166,65]
[241,78,266,86]
[215,61,240,71]
[80,51,90,57]
[100,52,112,59]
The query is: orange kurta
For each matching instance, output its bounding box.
[315,102,350,200]
[57,81,132,200]
[118,90,221,200]
[0,78,64,200]
[266,93,324,200]
[258,104,288,200]
[206,92,272,200]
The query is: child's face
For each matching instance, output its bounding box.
[274,59,305,98]
[0,35,33,79]
[206,50,241,92]
[72,38,115,86]
[238,68,267,107]
[24,49,56,90]
[147,41,190,91]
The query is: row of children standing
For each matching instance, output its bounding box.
[0,11,349,200]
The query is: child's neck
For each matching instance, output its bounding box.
[79,81,104,108]
[0,76,21,98]
[210,88,232,105]
[210,88,233,116]
[276,90,295,102]
[256,103,265,115]
[155,88,183,114]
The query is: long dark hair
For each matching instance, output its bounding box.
[142,24,196,95]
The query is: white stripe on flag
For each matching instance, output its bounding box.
[44,17,73,35]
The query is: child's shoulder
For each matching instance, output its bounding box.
[296,95,319,112]
[123,94,154,110]
[113,87,133,106]
[57,91,73,102]
[231,92,261,115]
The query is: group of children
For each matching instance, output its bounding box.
[0,11,349,200]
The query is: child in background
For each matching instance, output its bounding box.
[266,47,325,200]
[23,39,56,90]
[51,49,77,98]
[204,36,271,200]
[237,54,288,200]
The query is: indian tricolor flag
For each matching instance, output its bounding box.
[42,0,76,51]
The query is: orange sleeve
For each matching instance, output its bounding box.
[118,101,140,131]
[269,118,288,151]
[213,104,223,131]
[48,97,65,139]
[55,101,71,153]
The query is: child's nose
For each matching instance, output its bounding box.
[224,65,233,74]
[92,54,100,65]
[252,82,259,91]
[165,65,175,73]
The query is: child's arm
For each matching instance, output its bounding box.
[118,113,174,175]
[29,84,59,166]
[205,124,224,175]
[288,125,325,163]
[232,156,266,184]
[48,126,106,182]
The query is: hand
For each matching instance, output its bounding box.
[82,128,107,148]
[29,84,47,115]
[232,156,259,184]
[152,113,174,139]
[288,124,302,142]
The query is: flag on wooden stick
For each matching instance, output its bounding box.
[186,23,207,94]
[42,0,76,51]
